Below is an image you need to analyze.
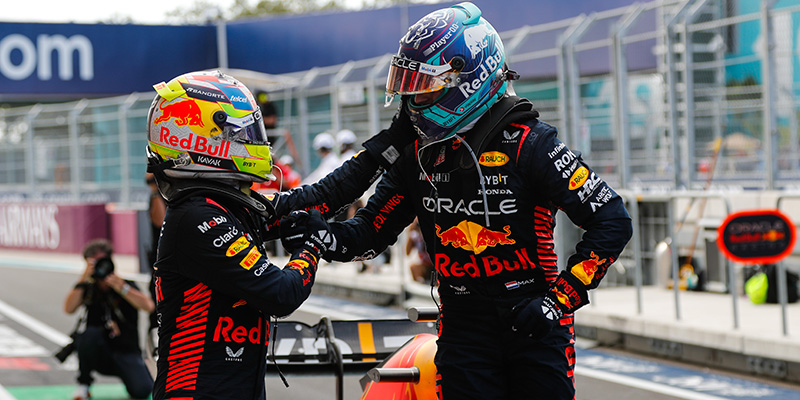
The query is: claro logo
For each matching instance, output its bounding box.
[0,34,94,81]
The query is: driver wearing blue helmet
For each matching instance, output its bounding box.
[325,3,633,399]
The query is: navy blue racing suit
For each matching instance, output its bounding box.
[325,99,633,399]
[152,151,383,400]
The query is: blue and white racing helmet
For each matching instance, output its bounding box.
[386,2,509,141]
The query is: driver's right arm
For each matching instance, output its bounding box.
[168,197,319,317]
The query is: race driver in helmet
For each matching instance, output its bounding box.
[146,70,414,400]
[323,3,632,399]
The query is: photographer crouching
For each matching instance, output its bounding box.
[62,239,155,400]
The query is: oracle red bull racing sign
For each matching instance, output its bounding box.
[717,209,796,265]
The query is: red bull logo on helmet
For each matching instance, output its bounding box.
[435,220,515,254]
[159,127,231,158]
[570,251,607,285]
[154,98,205,128]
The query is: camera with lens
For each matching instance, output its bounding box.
[54,332,78,363]
[92,256,115,280]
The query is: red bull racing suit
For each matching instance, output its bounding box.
[326,97,633,399]
[152,152,383,400]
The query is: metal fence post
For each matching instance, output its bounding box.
[119,94,138,206]
[25,105,42,199]
[612,4,644,189]
[775,194,799,336]
[761,0,778,190]
[297,68,320,176]
[665,0,694,189]
[557,14,587,149]
[667,195,681,320]
[682,0,712,188]
[330,61,355,136]
[216,21,228,70]
[619,190,644,314]
[68,100,88,200]
[566,14,595,151]
[366,55,392,137]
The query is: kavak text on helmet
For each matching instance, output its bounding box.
[146,70,275,183]
[385,2,510,141]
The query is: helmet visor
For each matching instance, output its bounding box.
[386,56,457,95]
[221,112,270,145]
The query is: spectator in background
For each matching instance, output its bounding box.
[256,91,279,132]
[64,239,155,400]
[302,132,340,184]
[277,154,302,189]
[332,129,365,221]
[337,129,358,161]
[251,92,301,193]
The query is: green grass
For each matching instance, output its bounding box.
[7,384,151,400]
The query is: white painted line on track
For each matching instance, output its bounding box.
[0,298,71,346]
[575,366,730,400]
[0,385,17,400]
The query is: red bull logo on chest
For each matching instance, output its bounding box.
[436,220,515,254]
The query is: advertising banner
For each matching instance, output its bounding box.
[0,23,216,98]
[0,203,108,253]
[717,209,796,265]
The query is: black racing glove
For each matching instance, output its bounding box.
[510,271,589,340]
[510,293,563,341]
[279,209,335,259]
[362,96,416,168]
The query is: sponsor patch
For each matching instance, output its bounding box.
[569,166,590,190]
[478,151,509,167]
[239,246,261,270]
[197,215,228,233]
[570,251,607,285]
[226,236,250,257]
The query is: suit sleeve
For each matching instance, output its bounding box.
[260,150,385,239]
[519,122,633,311]
[325,162,417,262]
[175,199,317,317]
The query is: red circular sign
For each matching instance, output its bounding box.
[717,209,796,264]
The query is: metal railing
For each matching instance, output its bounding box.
[4,0,800,205]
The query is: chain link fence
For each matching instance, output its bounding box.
[1,0,799,206]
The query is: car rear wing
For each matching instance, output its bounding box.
[267,313,438,399]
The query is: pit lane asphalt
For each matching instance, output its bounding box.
[0,260,798,400]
